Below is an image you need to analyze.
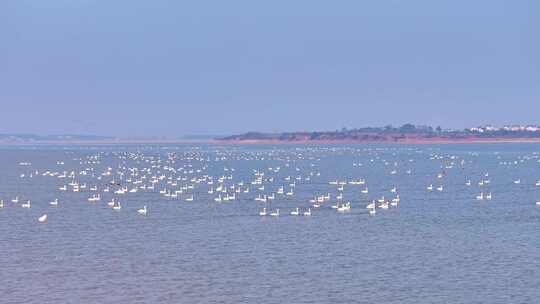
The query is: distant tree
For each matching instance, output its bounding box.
[399,123,416,133]
[436,126,442,133]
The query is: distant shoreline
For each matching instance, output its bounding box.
[214,137,540,145]
[3,137,540,145]
[0,139,211,145]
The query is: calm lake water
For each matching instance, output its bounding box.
[1,144,539,303]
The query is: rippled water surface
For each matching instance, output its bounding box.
[1,144,539,303]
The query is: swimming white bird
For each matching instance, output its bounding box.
[113,202,122,210]
[50,198,59,206]
[0,200,3,208]
[514,179,521,184]
[21,200,31,208]
[476,192,484,200]
[486,192,492,200]
[536,201,540,206]
[137,205,147,215]
[427,184,433,191]
[259,208,267,216]
[337,202,351,212]
[303,208,311,216]
[369,207,376,215]
[107,199,116,207]
[290,208,300,215]
[391,195,400,206]
[366,200,376,209]
[270,209,280,217]
[87,194,100,202]
[436,185,443,192]
[38,214,47,223]
[11,196,19,203]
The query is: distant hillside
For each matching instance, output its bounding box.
[217,124,540,144]
[0,133,116,143]
[0,133,216,144]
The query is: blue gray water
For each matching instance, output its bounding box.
[1,144,539,303]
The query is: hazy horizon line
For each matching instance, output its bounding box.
[3,122,540,139]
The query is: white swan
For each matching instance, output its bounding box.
[38,214,47,222]
[270,209,280,217]
[290,208,299,215]
[303,208,311,216]
[337,202,351,212]
[50,198,59,206]
[137,205,147,215]
[21,200,31,208]
[259,208,267,216]
[391,195,400,206]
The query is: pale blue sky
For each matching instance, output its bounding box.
[1,0,539,136]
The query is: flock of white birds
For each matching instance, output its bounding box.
[2,147,540,223]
